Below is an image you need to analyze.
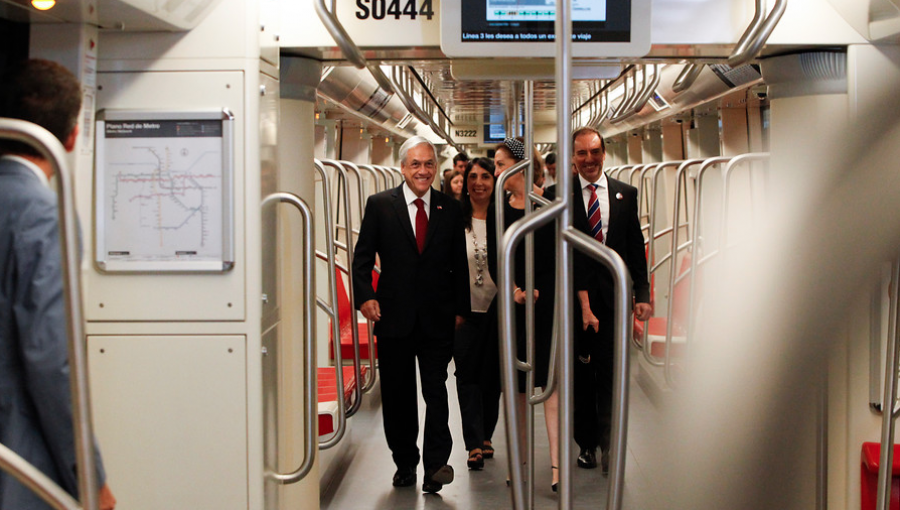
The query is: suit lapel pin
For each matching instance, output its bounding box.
[616,192,623,200]
[437,205,442,210]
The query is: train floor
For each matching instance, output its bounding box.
[320,347,672,510]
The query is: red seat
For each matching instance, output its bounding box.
[861,442,900,510]
[317,365,369,437]
[636,253,691,358]
[329,269,378,361]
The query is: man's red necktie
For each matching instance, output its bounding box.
[414,198,427,253]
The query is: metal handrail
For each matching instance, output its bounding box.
[313,0,396,93]
[728,0,788,67]
[322,160,364,416]
[339,161,378,393]
[672,63,705,94]
[641,161,683,363]
[0,118,96,510]
[677,157,731,385]
[356,164,384,194]
[630,65,661,116]
[719,153,770,253]
[877,258,900,510]
[314,160,348,449]
[390,67,462,151]
[373,165,392,190]
[563,228,631,510]
[262,192,318,484]
[494,158,534,374]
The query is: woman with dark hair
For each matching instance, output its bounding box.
[454,157,501,470]
[493,137,560,491]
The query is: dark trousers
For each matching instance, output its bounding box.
[573,306,614,453]
[453,309,501,451]
[377,318,454,470]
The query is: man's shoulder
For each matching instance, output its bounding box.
[0,160,56,214]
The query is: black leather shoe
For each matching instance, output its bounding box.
[423,465,454,493]
[601,450,610,476]
[577,448,597,469]
[392,466,416,487]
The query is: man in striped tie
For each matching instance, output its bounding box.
[570,127,652,476]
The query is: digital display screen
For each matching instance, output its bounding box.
[461,0,630,43]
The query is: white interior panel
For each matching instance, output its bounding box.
[88,335,248,510]
[88,70,246,321]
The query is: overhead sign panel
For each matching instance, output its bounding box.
[441,0,650,57]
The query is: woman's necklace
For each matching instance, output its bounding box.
[471,225,487,287]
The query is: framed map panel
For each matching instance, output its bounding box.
[95,109,235,272]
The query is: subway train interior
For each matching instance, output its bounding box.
[2,0,900,509]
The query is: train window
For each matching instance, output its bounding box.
[441,0,651,58]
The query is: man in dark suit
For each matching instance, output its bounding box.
[569,127,652,475]
[0,59,117,510]
[352,136,470,494]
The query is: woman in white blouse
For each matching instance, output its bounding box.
[453,158,500,471]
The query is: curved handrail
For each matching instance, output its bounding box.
[719,153,770,254]
[263,192,318,484]
[630,65,661,115]
[390,67,462,152]
[314,0,396,94]
[563,228,632,510]
[609,72,636,122]
[314,160,348,449]
[0,118,96,510]
[356,164,384,194]
[499,202,565,510]
[672,63,705,94]
[493,158,533,375]
[339,161,378,393]
[728,0,788,67]
[641,161,683,362]
[675,157,732,386]
[322,160,364,417]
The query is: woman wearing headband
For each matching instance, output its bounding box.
[493,137,560,492]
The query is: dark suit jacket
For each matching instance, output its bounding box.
[568,176,651,310]
[352,185,470,340]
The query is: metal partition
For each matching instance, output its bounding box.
[314,160,348,448]
[262,192,318,484]
[0,119,98,510]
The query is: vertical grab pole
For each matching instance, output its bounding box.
[877,257,900,510]
[0,119,96,510]
[264,192,318,484]
[555,0,575,506]
[523,79,536,508]
[322,160,364,417]
[315,160,348,449]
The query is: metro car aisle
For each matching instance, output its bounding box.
[320,351,671,510]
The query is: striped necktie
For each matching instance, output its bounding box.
[587,183,604,243]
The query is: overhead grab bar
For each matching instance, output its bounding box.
[314,159,348,449]
[322,160,364,417]
[0,118,97,510]
[314,0,396,94]
[390,67,462,152]
[727,0,788,67]
[263,192,318,484]
[672,63,705,94]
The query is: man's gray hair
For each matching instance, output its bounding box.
[399,136,437,166]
